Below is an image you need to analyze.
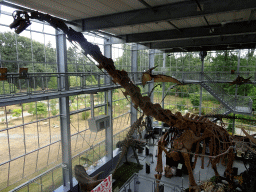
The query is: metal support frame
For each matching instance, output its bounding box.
[162,53,166,128]
[148,49,155,102]
[56,30,73,190]
[199,52,205,116]
[90,94,95,118]
[233,50,241,135]
[104,38,113,160]
[77,0,256,31]
[131,44,138,126]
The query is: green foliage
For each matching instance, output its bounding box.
[175,85,189,98]
[227,119,234,133]
[189,93,200,110]
[249,86,256,111]
[69,76,81,87]
[12,109,22,117]
[36,103,48,117]
[28,103,35,114]
[0,81,17,95]
[0,32,56,73]
[47,77,58,89]
[81,111,90,120]
[28,102,47,117]
[50,99,58,116]
[235,114,256,125]
[177,100,186,111]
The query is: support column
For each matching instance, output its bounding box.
[131,44,138,125]
[162,53,166,109]
[104,38,113,160]
[162,53,166,128]
[233,50,241,135]
[199,51,207,116]
[149,49,155,102]
[56,30,73,190]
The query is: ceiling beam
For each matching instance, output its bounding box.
[164,43,256,53]
[75,0,256,31]
[122,20,256,43]
[146,34,256,50]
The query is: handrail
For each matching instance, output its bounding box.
[119,173,183,192]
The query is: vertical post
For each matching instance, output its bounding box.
[131,44,138,125]
[104,37,113,161]
[233,50,240,135]
[56,30,73,189]
[90,94,94,118]
[199,51,207,116]
[148,49,155,102]
[162,53,166,109]
[162,53,166,128]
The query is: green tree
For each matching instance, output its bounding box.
[190,93,200,110]
[0,32,56,73]
[28,102,47,117]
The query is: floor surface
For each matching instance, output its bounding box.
[119,138,246,191]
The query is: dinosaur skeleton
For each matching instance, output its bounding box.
[9,11,236,191]
[112,114,145,176]
[116,138,146,164]
[74,165,104,192]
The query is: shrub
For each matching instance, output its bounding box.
[177,100,186,111]
[190,94,200,110]
[12,109,22,117]
[50,99,58,116]
[227,119,235,133]
[82,111,90,120]
[28,102,47,117]
[35,103,48,117]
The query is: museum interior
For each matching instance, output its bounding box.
[1,0,256,191]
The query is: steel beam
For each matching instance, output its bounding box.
[123,20,256,43]
[131,44,138,126]
[75,0,256,31]
[104,39,113,161]
[56,30,73,190]
[147,34,256,50]
[162,53,166,109]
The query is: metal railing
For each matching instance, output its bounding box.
[119,173,183,192]
[167,71,256,83]
[0,72,144,99]
[201,73,252,114]
[162,71,253,114]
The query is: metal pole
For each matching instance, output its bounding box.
[90,94,94,118]
[149,49,155,102]
[162,53,166,128]
[104,37,113,161]
[233,50,240,135]
[131,44,138,131]
[56,30,73,189]
[199,51,206,116]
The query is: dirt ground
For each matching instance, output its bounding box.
[0,106,130,190]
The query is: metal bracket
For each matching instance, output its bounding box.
[62,163,68,169]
